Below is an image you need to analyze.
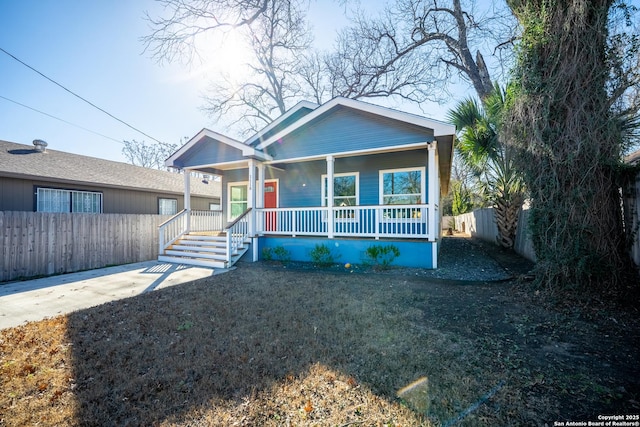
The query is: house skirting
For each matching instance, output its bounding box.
[243,236,438,269]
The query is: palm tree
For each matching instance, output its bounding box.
[448,84,525,249]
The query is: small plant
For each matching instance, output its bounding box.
[177,320,193,331]
[263,245,291,263]
[362,244,400,270]
[309,243,339,267]
[262,247,274,261]
[272,245,291,263]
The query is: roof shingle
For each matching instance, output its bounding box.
[0,140,219,197]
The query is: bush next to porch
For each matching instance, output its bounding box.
[362,244,401,271]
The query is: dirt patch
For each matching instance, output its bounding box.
[1,264,638,426]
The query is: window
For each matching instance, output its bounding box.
[159,198,178,215]
[322,173,359,207]
[228,183,248,220]
[380,168,425,205]
[37,188,102,213]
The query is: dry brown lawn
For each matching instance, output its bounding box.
[1,264,639,426]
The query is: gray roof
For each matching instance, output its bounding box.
[0,140,220,198]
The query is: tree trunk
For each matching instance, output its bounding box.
[506,0,638,298]
[494,195,523,249]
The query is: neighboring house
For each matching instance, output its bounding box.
[0,139,220,214]
[159,97,455,269]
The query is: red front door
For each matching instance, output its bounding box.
[264,181,277,231]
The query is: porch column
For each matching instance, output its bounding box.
[184,170,191,233]
[248,159,256,237]
[257,163,265,209]
[253,162,265,262]
[427,141,438,242]
[326,155,335,238]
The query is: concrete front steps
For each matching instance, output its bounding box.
[158,233,249,269]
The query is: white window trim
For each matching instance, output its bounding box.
[321,172,360,207]
[158,198,178,215]
[379,167,426,205]
[321,172,359,222]
[227,181,249,221]
[36,187,103,213]
[227,179,279,220]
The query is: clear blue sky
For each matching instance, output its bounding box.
[3,0,628,164]
[1,0,230,162]
[0,0,382,163]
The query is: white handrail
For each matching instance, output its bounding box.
[225,209,252,265]
[158,209,189,254]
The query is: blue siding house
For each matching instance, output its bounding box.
[159,97,455,269]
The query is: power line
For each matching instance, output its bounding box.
[0,94,124,144]
[0,46,165,144]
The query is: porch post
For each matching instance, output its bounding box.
[427,141,438,242]
[257,162,265,233]
[184,170,191,233]
[257,162,265,210]
[326,155,335,238]
[248,159,256,238]
[254,162,265,262]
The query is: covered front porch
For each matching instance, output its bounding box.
[158,145,441,269]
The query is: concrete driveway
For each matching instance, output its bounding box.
[0,261,228,330]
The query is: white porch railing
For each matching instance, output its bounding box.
[225,208,252,264]
[190,210,224,233]
[158,209,189,254]
[159,210,224,255]
[257,204,434,240]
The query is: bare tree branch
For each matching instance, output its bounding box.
[122,139,178,170]
[317,0,517,104]
[199,0,312,135]
[141,0,270,64]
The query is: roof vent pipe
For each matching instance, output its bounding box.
[33,139,48,153]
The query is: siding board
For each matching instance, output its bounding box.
[266,107,433,161]
[178,135,245,167]
[0,176,219,214]
[275,151,430,207]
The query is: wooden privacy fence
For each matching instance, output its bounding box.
[454,196,640,268]
[1,212,170,283]
[454,207,537,262]
[623,170,640,267]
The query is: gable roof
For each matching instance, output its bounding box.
[256,97,455,150]
[165,97,456,193]
[244,100,319,147]
[0,140,219,197]
[165,129,271,170]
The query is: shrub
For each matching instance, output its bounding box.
[262,246,291,263]
[262,247,274,261]
[309,243,339,268]
[272,245,291,263]
[362,244,400,270]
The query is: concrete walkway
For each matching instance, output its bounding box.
[0,261,228,330]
